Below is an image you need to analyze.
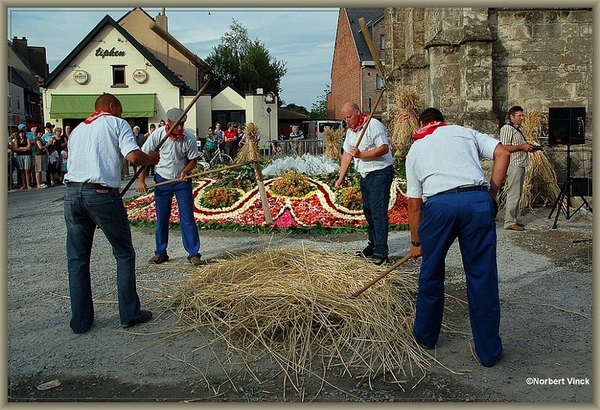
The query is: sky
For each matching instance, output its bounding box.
[6,7,340,110]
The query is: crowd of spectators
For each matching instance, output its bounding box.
[8,120,261,191]
[8,122,68,191]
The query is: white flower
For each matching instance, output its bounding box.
[263,154,340,176]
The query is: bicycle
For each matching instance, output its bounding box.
[196,146,233,171]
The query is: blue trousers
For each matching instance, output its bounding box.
[153,173,201,260]
[413,190,503,366]
[64,186,142,332]
[360,165,394,258]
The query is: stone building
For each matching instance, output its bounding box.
[384,7,593,178]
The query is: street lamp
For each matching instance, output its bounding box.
[266,106,272,141]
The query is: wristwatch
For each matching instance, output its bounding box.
[411,240,421,247]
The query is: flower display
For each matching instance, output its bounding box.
[268,170,315,198]
[125,174,410,231]
[335,186,363,211]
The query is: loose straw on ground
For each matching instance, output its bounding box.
[156,246,435,396]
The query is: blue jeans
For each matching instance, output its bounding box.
[64,185,142,333]
[413,190,502,366]
[153,173,201,260]
[360,165,394,258]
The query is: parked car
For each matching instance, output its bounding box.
[300,120,342,140]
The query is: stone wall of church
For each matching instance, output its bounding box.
[384,7,593,178]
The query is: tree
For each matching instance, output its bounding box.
[309,85,329,119]
[284,103,310,117]
[205,20,287,98]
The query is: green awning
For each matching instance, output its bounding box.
[49,94,156,118]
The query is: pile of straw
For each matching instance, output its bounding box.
[323,126,344,161]
[499,110,560,212]
[161,246,434,396]
[389,85,420,157]
[235,122,262,164]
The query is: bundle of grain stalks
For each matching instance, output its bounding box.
[159,246,435,396]
[235,122,262,164]
[323,125,344,161]
[499,110,560,212]
[389,85,420,158]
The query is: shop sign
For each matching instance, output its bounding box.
[73,70,89,85]
[95,47,126,58]
[132,69,148,83]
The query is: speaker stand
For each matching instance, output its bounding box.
[548,144,593,229]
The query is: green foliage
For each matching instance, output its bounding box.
[309,84,329,119]
[284,103,310,117]
[205,19,287,96]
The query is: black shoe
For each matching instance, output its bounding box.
[354,246,374,258]
[367,255,389,266]
[412,329,435,350]
[122,310,153,328]
[474,350,503,367]
[149,254,169,264]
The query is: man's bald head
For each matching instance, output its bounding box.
[95,93,123,117]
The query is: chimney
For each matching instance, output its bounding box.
[156,11,168,32]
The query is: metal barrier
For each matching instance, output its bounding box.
[268,139,325,156]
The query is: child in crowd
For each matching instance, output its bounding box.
[46,144,59,186]
[60,146,68,181]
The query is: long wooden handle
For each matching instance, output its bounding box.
[120,78,212,196]
[352,16,388,150]
[146,160,257,188]
[358,17,386,80]
[350,254,412,298]
[353,87,386,149]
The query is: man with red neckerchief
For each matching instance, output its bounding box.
[405,107,510,367]
[63,93,159,333]
[137,108,203,267]
[335,102,394,266]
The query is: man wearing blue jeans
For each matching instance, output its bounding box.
[335,102,394,265]
[138,108,203,266]
[64,93,159,334]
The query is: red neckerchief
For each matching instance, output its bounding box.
[83,109,111,124]
[349,112,369,132]
[412,121,447,140]
[165,123,184,141]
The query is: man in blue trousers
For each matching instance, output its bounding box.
[405,107,510,367]
[138,108,203,266]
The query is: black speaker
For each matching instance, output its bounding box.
[548,107,586,145]
[571,177,592,197]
